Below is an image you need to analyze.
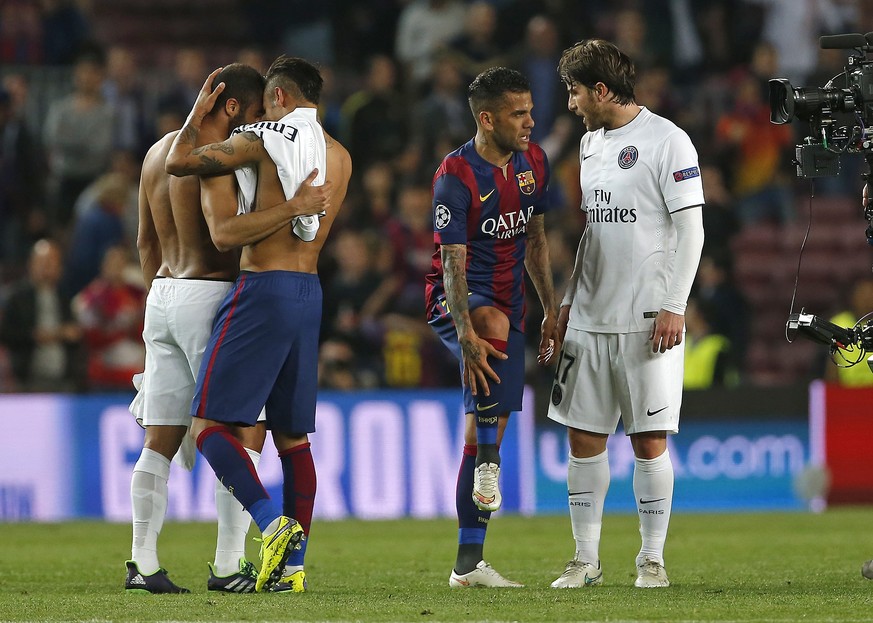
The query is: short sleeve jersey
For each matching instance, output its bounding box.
[568,107,705,333]
[425,139,551,332]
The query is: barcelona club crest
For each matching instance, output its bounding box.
[618,145,638,169]
[516,170,536,195]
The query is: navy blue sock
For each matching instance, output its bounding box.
[475,337,507,450]
[196,426,281,532]
[455,444,490,573]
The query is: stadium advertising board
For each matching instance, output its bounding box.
[0,391,808,521]
[808,380,873,506]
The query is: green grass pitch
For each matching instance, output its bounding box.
[1,510,872,622]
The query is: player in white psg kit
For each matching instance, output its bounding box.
[547,39,705,589]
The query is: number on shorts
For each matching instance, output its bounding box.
[554,351,576,385]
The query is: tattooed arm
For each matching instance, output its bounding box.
[442,243,505,396]
[165,128,264,177]
[524,214,559,365]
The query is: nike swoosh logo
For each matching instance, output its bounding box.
[582,153,597,160]
[479,189,495,202]
[568,491,593,496]
[476,402,498,411]
[639,497,666,504]
[646,406,668,416]
[584,571,603,584]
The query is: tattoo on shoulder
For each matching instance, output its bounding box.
[240,131,261,143]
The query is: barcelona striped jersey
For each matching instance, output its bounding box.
[425,138,551,332]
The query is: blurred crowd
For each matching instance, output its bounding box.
[0,0,869,394]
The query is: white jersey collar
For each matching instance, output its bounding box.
[603,106,647,137]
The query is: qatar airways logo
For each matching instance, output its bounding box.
[587,189,636,224]
[481,206,534,239]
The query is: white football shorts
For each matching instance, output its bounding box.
[132,278,268,428]
[547,328,683,435]
[137,278,233,426]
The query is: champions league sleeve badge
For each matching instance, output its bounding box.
[672,166,700,182]
[434,204,451,229]
[516,170,536,195]
[618,145,638,169]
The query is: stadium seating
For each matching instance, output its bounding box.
[732,194,873,385]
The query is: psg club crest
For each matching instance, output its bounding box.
[618,145,638,169]
[551,383,563,406]
[516,170,536,195]
[434,204,451,229]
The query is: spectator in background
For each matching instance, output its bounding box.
[156,48,208,120]
[383,183,433,317]
[61,171,130,297]
[746,0,856,85]
[335,160,395,232]
[611,7,660,69]
[683,296,738,389]
[694,250,749,375]
[73,244,145,390]
[446,1,503,82]
[238,0,335,65]
[316,64,342,139]
[825,278,873,387]
[699,163,739,256]
[318,338,368,390]
[72,149,140,254]
[102,46,149,157]
[321,229,395,368]
[43,46,115,232]
[394,0,467,92]
[714,57,794,224]
[0,84,45,266]
[40,0,92,65]
[339,55,409,174]
[411,53,476,175]
[508,15,565,142]
[0,0,44,65]
[0,238,83,391]
[379,182,446,388]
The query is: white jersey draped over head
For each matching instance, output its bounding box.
[232,108,327,240]
[566,107,705,334]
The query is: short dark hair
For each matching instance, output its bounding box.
[467,66,531,115]
[210,63,266,116]
[558,39,636,105]
[265,55,323,105]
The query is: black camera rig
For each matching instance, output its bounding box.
[770,32,873,181]
[772,34,873,369]
[786,311,873,369]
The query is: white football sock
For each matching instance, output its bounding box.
[130,448,171,575]
[568,450,610,564]
[634,449,674,567]
[213,448,260,576]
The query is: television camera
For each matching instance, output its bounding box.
[771,33,873,368]
[769,32,873,181]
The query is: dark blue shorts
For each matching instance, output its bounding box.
[192,270,322,434]
[429,308,525,415]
